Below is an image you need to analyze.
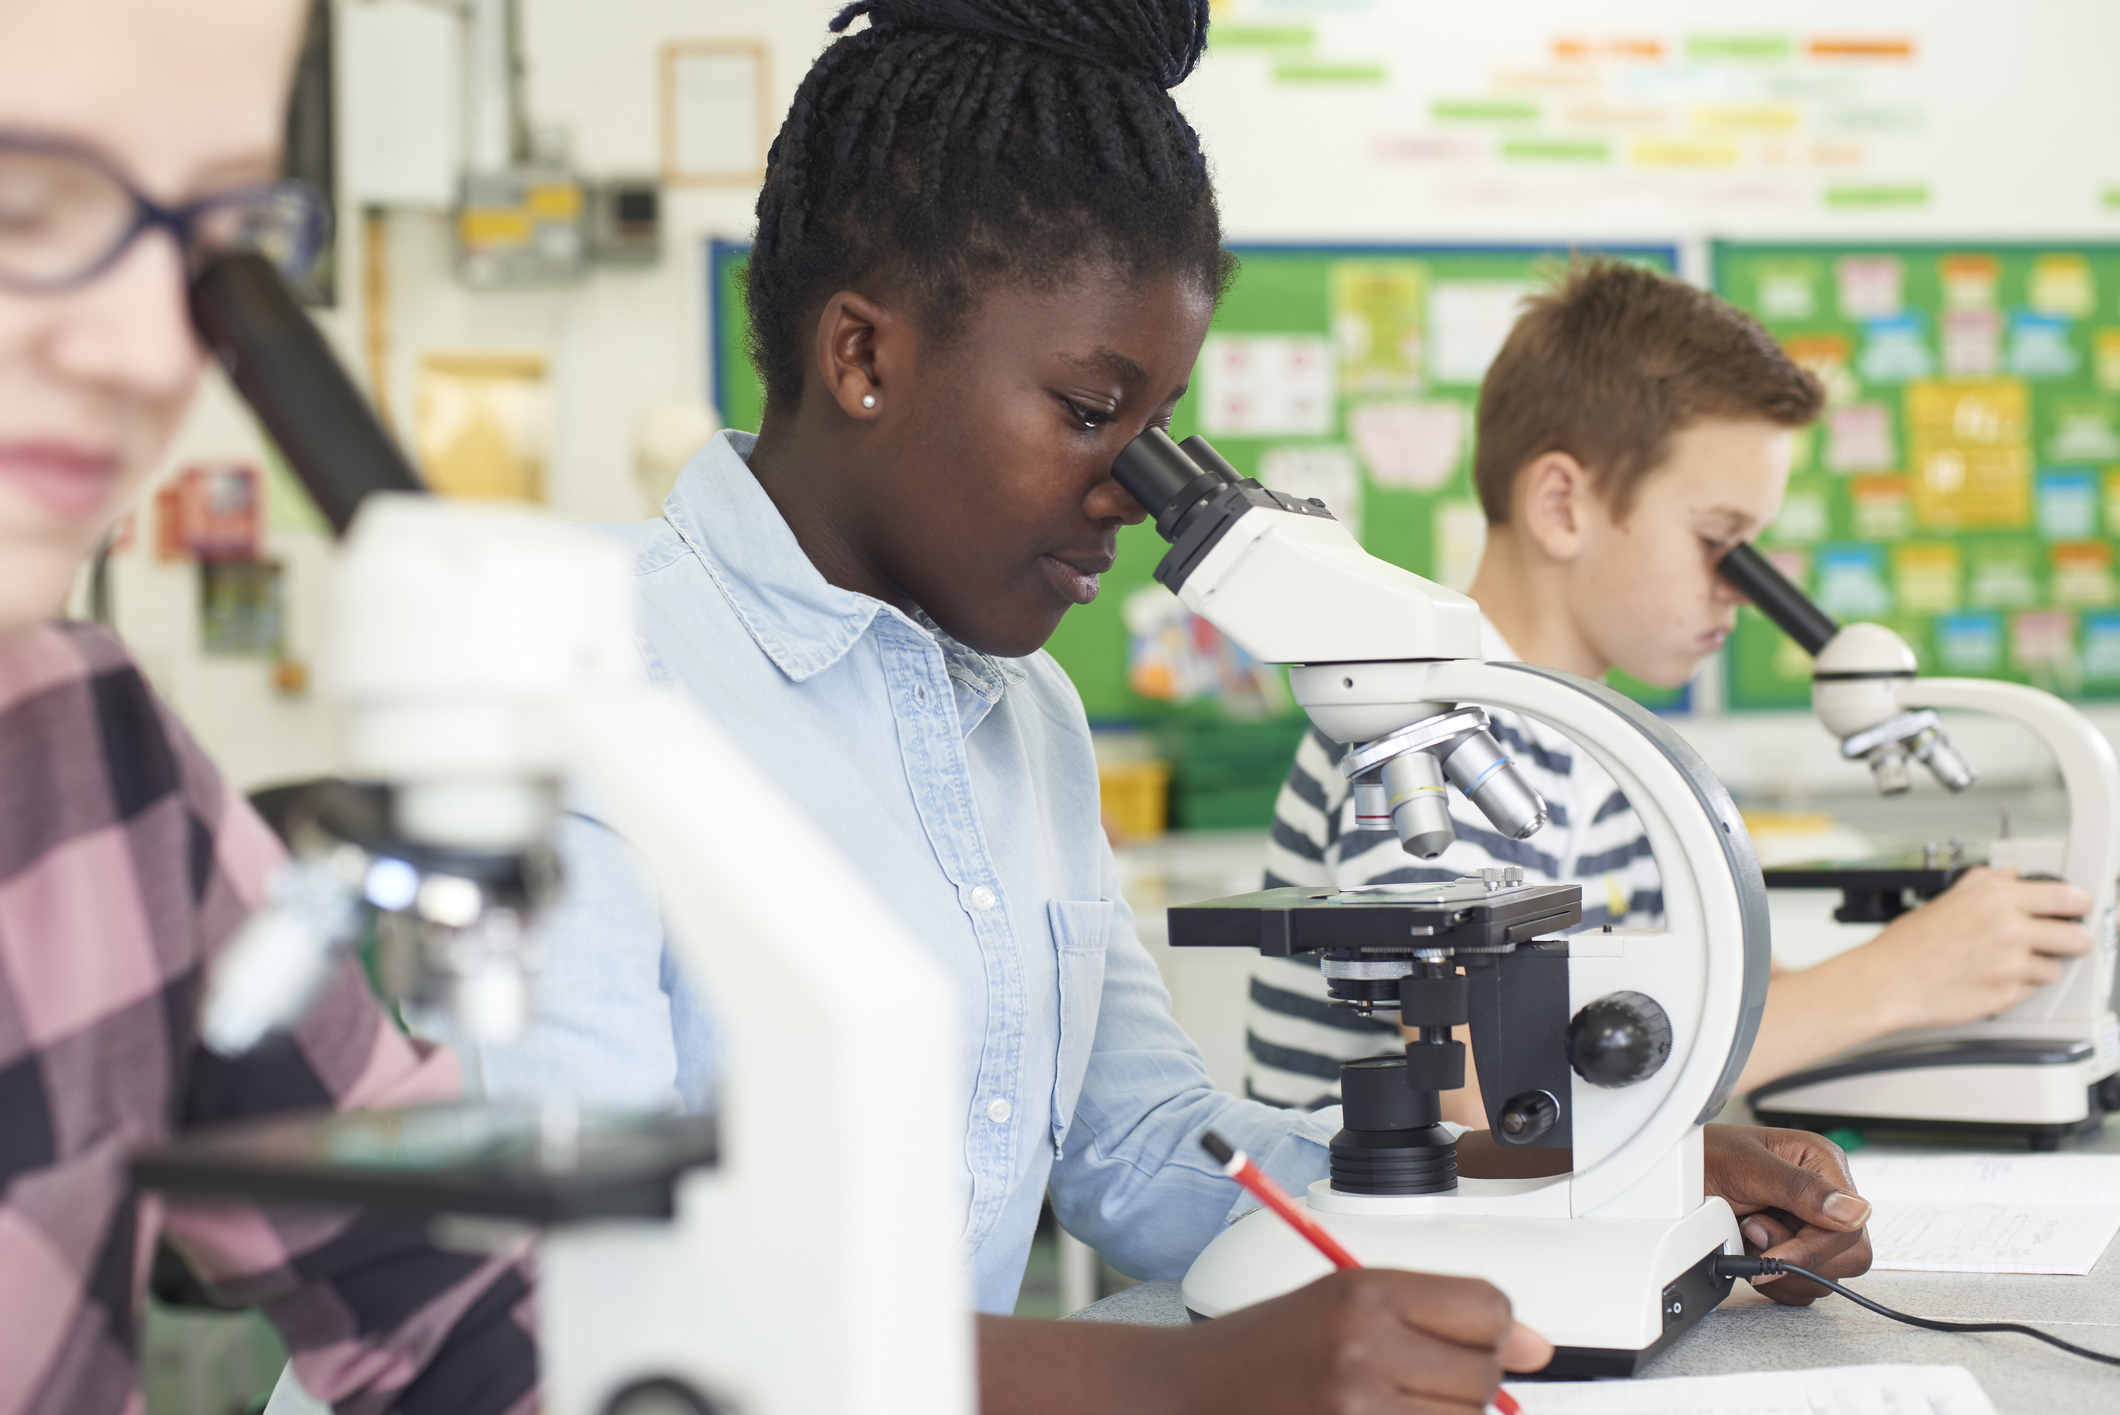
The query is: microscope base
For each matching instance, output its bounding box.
[1750,1034,2120,1147]
[1180,1189,1738,1377]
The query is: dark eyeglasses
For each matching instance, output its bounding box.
[0,131,329,294]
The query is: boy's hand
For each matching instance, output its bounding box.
[1867,867,2092,1031]
[1188,1268,1551,1413]
[1704,1124,1872,1305]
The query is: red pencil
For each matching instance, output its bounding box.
[1200,1130,1522,1415]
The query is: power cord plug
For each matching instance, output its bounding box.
[1711,1255,2120,1368]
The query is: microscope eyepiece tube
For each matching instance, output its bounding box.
[1380,750,1455,859]
[1111,427,1238,541]
[190,252,425,536]
[1439,730,1547,841]
[1717,541,1839,657]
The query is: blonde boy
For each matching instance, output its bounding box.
[1248,261,2092,1120]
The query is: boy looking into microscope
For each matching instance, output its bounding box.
[1248,261,2094,1146]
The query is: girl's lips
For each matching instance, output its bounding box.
[0,443,121,521]
[1039,554,1103,606]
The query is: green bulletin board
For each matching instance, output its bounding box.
[709,241,1678,727]
[1714,242,2120,710]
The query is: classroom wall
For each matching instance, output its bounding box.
[103,0,2120,793]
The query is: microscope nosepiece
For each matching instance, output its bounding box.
[1440,730,1547,841]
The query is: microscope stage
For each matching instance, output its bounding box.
[132,1102,719,1223]
[1167,880,1583,957]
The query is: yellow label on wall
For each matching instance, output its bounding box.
[457,207,532,250]
[2098,330,2120,392]
[1331,261,1426,395]
[1892,542,1962,612]
[526,182,584,220]
[1904,379,2032,530]
[2031,253,2096,318]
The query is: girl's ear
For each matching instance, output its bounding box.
[1516,451,1595,565]
[813,289,894,423]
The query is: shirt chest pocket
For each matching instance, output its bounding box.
[1046,899,1113,1152]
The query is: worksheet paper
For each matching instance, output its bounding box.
[1848,1153,2120,1275]
[1499,1363,1995,1414]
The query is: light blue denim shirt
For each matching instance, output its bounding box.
[445,430,1337,1313]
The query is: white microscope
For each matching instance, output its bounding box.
[132,255,975,1415]
[1109,431,1773,1376]
[1717,543,2120,1148]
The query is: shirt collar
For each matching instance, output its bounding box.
[663,430,1028,695]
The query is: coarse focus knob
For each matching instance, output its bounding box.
[1495,1089,1559,1145]
[1566,991,1672,1088]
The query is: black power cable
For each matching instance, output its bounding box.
[1713,1255,2120,1369]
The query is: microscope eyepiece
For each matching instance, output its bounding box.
[1717,541,1839,657]
[190,252,425,536]
[1111,427,1241,542]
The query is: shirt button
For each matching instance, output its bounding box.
[987,1097,1012,1123]
[970,885,997,911]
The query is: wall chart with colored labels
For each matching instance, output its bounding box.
[1714,241,2120,710]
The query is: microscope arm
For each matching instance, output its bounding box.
[1897,677,2120,902]
[1297,657,1770,1214]
[1896,677,2120,1029]
[1719,543,2120,1031]
[540,686,974,1413]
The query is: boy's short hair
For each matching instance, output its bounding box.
[1473,259,1825,524]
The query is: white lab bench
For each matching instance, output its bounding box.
[1069,1115,2120,1415]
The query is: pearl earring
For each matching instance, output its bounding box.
[862,394,877,409]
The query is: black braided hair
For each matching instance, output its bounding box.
[747,0,1231,413]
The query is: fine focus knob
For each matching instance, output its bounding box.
[1567,991,1672,1088]
[1495,1089,1559,1145]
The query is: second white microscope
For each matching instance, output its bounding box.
[1717,542,2120,1147]
[1110,430,1772,1376]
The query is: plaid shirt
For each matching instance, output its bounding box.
[0,623,537,1415]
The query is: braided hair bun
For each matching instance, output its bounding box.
[746,0,1230,413]
[832,0,1210,90]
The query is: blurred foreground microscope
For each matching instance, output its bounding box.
[129,255,973,1415]
[1718,544,2120,1148]
[1111,430,1773,1375]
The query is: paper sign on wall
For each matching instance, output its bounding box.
[2053,542,2115,606]
[2038,470,2097,538]
[1199,334,1334,437]
[1259,445,1362,540]
[155,462,262,562]
[1847,475,1911,540]
[1348,400,1464,490]
[2030,253,2095,318]
[1937,614,2001,671]
[1905,380,2031,530]
[1428,281,1532,385]
[1892,543,1961,613]
[1433,500,1486,592]
[1825,403,1894,472]
[1816,545,1891,618]
[2013,610,2075,670]
[1837,255,1902,319]
[1332,262,1425,396]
